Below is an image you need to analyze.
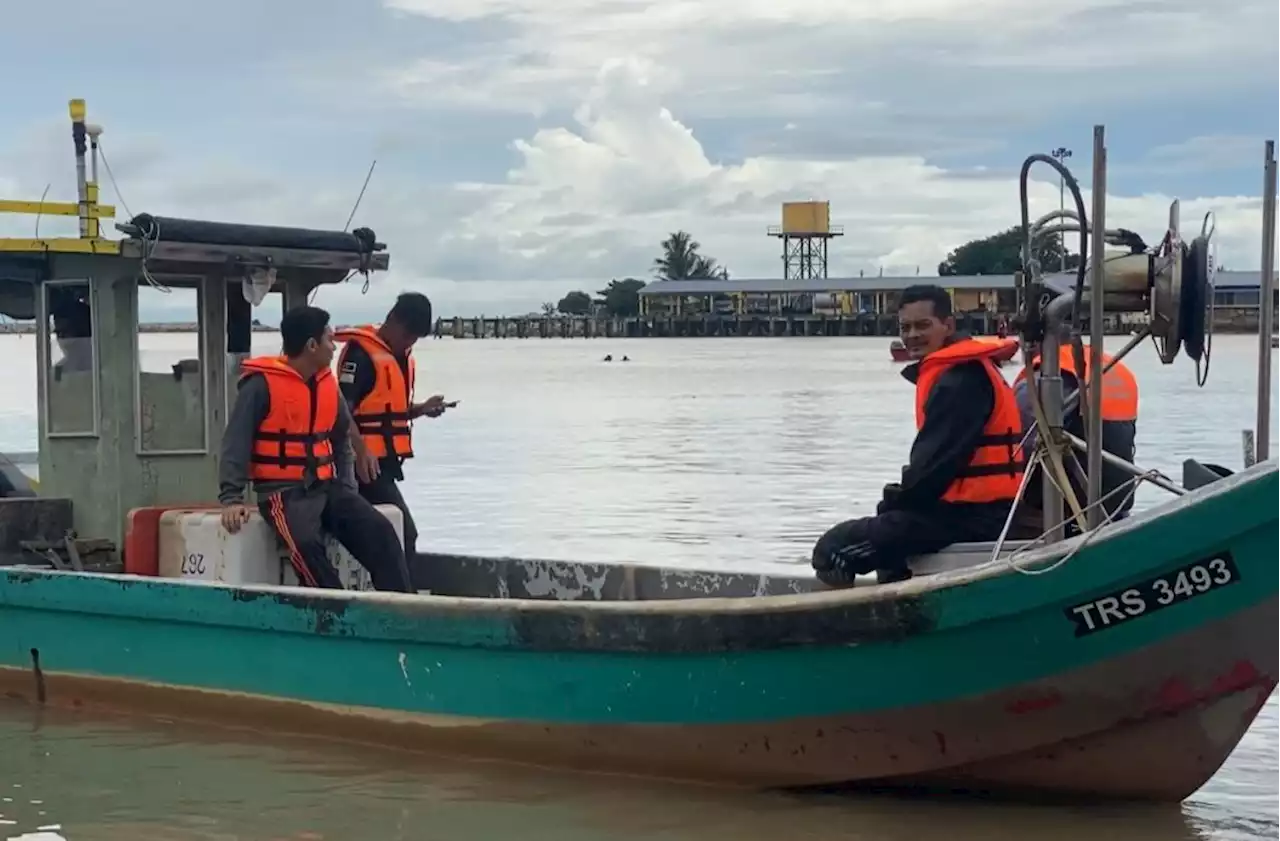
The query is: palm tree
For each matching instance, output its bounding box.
[692,254,729,280]
[652,231,730,280]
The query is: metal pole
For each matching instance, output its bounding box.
[1256,140,1277,464]
[1040,328,1066,542]
[1059,176,1066,270]
[1065,432,1187,496]
[1051,146,1072,271]
[68,99,89,239]
[1086,126,1107,529]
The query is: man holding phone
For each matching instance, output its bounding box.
[334,292,449,586]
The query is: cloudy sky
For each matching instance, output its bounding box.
[1,0,1276,320]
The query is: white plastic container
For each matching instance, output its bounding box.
[156,504,404,592]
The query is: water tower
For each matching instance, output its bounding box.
[766,201,844,280]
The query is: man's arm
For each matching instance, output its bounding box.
[895,362,996,510]
[337,343,376,407]
[330,395,359,492]
[1014,378,1037,456]
[218,375,270,505]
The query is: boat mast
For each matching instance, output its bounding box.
[1038,328,1066,542]
[1255,141,1277,465]
[68,99,91,239]
[1085,127,1107,528]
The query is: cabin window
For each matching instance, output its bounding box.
[224,289,283,422]
[135,279,208,454]
[40,280,100,438]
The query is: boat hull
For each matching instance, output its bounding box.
[0,462,1275,801]
[2,598,1271,801]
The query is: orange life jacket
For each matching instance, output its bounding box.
[1014,349,1139,422]
[334,325,416,459]
[240,356,338,484]
[915,337,1026,504]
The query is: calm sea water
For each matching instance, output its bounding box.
[0,332,1276,841]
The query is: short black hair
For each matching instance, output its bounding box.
[899,284,953,319]
[280,305,331,357]
[387,292,433,337]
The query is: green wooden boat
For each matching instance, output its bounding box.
[0,103,1276,803]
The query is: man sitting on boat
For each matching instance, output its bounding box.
[217,305,416,593]
[1011,343,1140,531]
[811,285,1024,587]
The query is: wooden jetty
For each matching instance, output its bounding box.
[432,312,1136,339]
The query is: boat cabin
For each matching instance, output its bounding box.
[0,100,391,577]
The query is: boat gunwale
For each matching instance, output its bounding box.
[0,460,1274,653]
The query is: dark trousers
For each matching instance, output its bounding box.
[811,502,1009,587]
[356,469,426,590]
[258,483,414,593]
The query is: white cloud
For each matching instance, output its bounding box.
[2,7,1275,319]
[383,0,1276,119]
[411,59,1272,290]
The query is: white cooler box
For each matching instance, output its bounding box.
[156,504,404,591]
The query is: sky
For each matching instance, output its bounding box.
[1,0,1277,321]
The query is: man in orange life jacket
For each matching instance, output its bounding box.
[217,305,415,593]
[1013,343,1139,524]
[334,292,445,586]
[811,285,1025,587]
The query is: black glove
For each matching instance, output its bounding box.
[877,482,903,514]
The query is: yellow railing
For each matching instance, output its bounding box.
[0,99,122,255]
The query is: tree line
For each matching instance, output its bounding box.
[546,225,1078,318]
[546,231,729,318]
[937,226,1079,276]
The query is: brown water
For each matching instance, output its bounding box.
[1,333,1276,840]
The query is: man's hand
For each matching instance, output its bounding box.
[413,394,449,419]
[876,482,903,515]
[220,503,251,534]
[353,438,380,485]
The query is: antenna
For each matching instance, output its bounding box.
[343,159,378,233]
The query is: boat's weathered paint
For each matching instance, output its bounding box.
[0,461,1275,799]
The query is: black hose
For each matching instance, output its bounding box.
[1019,153,1096,434]
[1018,154,1091,329]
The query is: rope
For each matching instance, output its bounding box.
[1002,468,1168,577]
[99,141,170,293]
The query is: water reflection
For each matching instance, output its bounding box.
[0,701,1236,841]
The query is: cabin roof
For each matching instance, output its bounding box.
[0,215,390,283]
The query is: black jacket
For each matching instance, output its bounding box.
[883,349,1013,538]
[1015,370,1138,518]
[337,340,413,482]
